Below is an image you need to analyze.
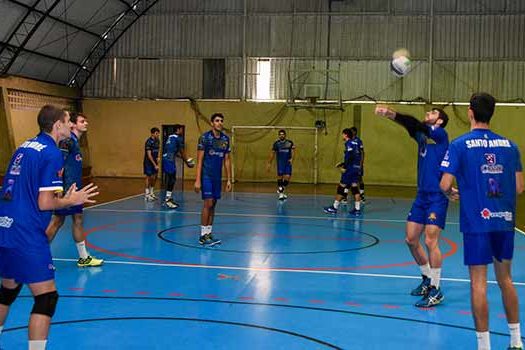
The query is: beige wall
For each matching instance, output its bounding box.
[0,76,79,175]
[84,99,525,185]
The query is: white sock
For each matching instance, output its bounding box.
[206,225,212,235]
[200,226,207,237]
[420,263,431,278]
[76,241,89,259]
[145,188,150,195]
[476,331,490,350]
[430,267,441,288]
[149,187,154,194]
[166,191,172,200]
[29,340,47,350]
[509,323,523,348]
[355,201,361,210]
[333,200,340,209]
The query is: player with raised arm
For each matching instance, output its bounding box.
[375,105,449,307]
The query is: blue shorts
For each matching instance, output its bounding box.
[143,162,158,176]
[407,191,449,229]
[340,170,360,186]
[201,177,222,200]
[463,231,515,265]
[0,246,55,284]
[163,160,176,175]
[277,163,292,176]
[55,204,83,216]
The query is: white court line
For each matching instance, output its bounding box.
[86,193,144,209]
[87,207,525,234]
[52,258,525,286]
[86,208,453,225]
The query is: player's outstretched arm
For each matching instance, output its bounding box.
[38,183,99,210]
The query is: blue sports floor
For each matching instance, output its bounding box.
[2,191,524,349]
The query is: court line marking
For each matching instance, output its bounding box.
[86,193,144,209]
[85,208,458,225]
[86,208,525,234]
[52,258,525,286]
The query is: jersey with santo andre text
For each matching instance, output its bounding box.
[198,130,230,179]
[441,129,522,233]
[0,133,64,250]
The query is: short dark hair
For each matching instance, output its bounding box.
[470,93,496,124]
[210,113,224,122]
[37,105,67,133]
[342,128,352,138]
[69,111,86,124]
[151,127,160,134]
[350,126,357,136]
[433,108,449,128]
[278,129,286,135]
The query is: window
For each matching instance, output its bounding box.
[256,59,271,100]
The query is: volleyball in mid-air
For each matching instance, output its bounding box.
[390,48,412,78]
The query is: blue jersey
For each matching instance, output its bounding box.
[413,125,449,192]
[59,132,82,191]
[144,137,160,165]
[163,134,184,163]
[344,139,362,172]
[198,130,230,179]
[272,139,294,169]
[0,133,64,250]
[441,129,522,233]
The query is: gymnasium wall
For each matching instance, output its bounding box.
[0,76,79,175]
[82,99,525,186]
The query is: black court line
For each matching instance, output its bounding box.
[16,295,522,340]
[2,316,341,349]
[157,221,380,255]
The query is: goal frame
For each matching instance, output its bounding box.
[230,125,319,185]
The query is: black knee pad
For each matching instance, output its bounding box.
[337,185,346,196]
[0,284,22,306]
[277,179,283,187]
[31,291,59,317]
[282,180,289,187]
[350,185,360,195]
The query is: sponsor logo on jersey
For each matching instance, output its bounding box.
[481,153,503,174]
[480,208,512,221]
[0,216,14,228]
[9,153,24,175]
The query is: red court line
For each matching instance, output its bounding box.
[83,220,458,272]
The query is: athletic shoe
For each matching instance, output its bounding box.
[349,209,361,216]
[150,192,158,200]
[410,276,431,296]
[145,194,156,202]
[282,193,288,199]
[279,192,288,200]
[77,256,104,267]
[507,346,524,349]
[199,234,221,247]
[164,198,179,209]
[415,286,444,307]
[324,206,337,214]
